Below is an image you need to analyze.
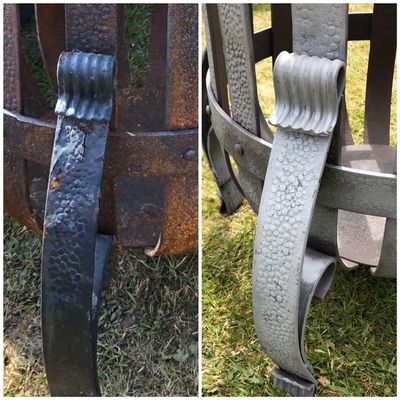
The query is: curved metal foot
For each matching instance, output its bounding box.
[41,51,115,396]
[272,367,316,397]
[254,248,336,396]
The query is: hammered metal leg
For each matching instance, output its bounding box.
[41,51,115,396]
[217,4,265,214]
[252,5,348,395]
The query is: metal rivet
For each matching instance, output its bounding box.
[234,143,243,156]
[184,149,196,160]
[206,105,211,116]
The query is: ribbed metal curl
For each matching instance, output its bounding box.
[269,51,345,136]
[55,51,115,122]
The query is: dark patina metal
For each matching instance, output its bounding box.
[42,51,115,396]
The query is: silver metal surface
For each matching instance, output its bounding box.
[372,218,397,278]
[206,79,397,220]
[218,3,259,135]
[272,367,316,397]
[272,248,336,395]
[269,52,345,136]
[203,6,216,95]
[292,4,348,61]
[292,4,349,276]
[252,4,348,391]
[207,128,243,214]
[203,5,244,215]
[217,3,263,212]
[205,3,396,397]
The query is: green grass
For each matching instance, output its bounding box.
[4,215,198,396]
[125,4,153,88]
[20,17,56,106]
[202,4,396,397]
[5,5,197,396]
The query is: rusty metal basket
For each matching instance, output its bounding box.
[4,4,198,256]
[203,3,396,396]
[4,4,198,395]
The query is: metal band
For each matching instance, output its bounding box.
[217,4,264,212]
[218,4,259,136]
[166,4,198,129]
[372,218,397,278]
[363,4,396,145]
[4,4,41,231]
[206,77,396,220]
[206,127,243,215]
[203,8,243,215]
[295,4,351,270]
[253,5,348,393]
[41,51,115,395]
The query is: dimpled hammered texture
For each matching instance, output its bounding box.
[292,4,347,61]
[253,130,334,381]
[218,4,263,212]
[65,4,118,54]
[252,4,348,395]
[218,4,258,135]
[42,51,115,396]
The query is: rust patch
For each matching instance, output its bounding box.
[79,122,94,134]
[50,170,62,191]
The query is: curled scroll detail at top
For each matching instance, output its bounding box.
[269,51,345,136]
[55,51,115,122]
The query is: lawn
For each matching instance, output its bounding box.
[3,4,198,396]
[202,4,396,397]
[4,216,198,396]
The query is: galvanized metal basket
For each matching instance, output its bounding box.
[203,3,396,396]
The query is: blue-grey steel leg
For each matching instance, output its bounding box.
[41,51,115,396]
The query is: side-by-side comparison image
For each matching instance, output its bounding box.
[3,2,397,398]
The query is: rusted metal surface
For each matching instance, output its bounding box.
[4,4,22,111]
[4,4,198,255]
[4,110,198,254]
[4,4,41,232]
[116,176,165,248]
[65,4,119,54]
[35,4,65,90]
[166,4,198,129]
